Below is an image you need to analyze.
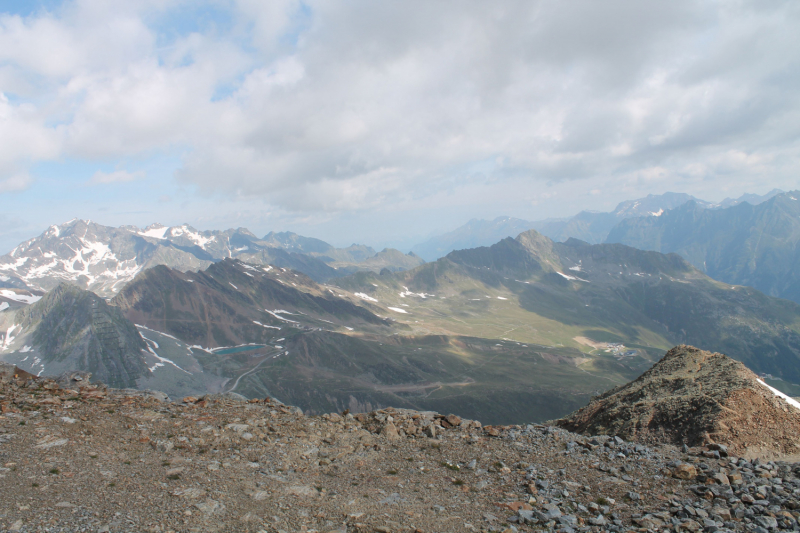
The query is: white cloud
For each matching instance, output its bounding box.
[0,0,798,229]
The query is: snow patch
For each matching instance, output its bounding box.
[0,302,8,311]
[0,290,41,304]
[143,338,191,374]
[355,292,378,302]
[399,290,434,299]
[138,226,169,240]
[556,272,590,283]
[140,335,159,349]
[387,307,408,314]
[265,310,299,323]
[497,297,508,300]
[1,324,19,351]
[173,225,214,248]
[650,209,664,216]
[229,282,238,290]
[135,325,182,343]
[758,380,800,410]
[253,320,281,330]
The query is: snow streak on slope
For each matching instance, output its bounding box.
[556,272,590,283]
[758,379,800,411]
[140,331,192,374]
[264,310,299,323]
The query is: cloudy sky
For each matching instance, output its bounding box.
[0,1,798,253]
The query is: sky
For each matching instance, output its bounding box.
[0,1,798,254]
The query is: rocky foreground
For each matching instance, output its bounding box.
[2,364,800,533]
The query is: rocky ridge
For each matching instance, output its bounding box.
[3,363,800,533]
[556,345,800,459]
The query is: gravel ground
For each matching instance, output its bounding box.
[2,369,800,533]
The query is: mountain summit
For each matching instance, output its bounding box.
[557,345,800,458]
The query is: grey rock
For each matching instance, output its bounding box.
[535,504,562,521]
[754,516,777,529]
[588,515,607,526]
[558,514,578,527]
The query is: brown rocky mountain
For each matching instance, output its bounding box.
[556,345,800,458]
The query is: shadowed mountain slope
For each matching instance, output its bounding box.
[0,284,148,388]
[111,259,388,349]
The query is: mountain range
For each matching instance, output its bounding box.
[410,189,783,261]
[5,225,800,424]
[607,191,800,304]
[2,187,800,425]
[0,219,424,297]
[344,230,800,384]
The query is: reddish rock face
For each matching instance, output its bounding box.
[556,345,800,458]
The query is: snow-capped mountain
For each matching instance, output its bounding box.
[0,220,220,296]
[0,220,422,297]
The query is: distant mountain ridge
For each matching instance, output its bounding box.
[607,190,800,304]
[0,220,423,296]
[410,190,783,261]
[346,228,800,385]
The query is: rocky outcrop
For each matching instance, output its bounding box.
[557,345,800,458]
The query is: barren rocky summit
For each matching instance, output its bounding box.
[4,353,800,533]
[556,345,800,459]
